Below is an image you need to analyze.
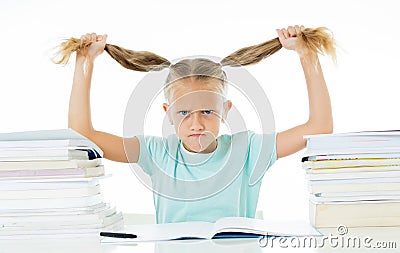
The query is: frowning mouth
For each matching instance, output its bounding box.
[189,134,204,137]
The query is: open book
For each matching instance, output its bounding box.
[100,217,320,242]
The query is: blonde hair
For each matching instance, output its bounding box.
[54,27,336,102]
[164,58,227,103]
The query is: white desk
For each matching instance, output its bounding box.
[0,214,399,253]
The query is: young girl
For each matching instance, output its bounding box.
[57,25,335,223]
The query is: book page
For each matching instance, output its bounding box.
[0,129,85,141]
[0,129,103,157]
[102,221,214,242]
[213,217,321,237]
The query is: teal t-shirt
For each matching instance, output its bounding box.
[136,130,277,224]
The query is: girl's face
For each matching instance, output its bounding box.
[163,78,232,153]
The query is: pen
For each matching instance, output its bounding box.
[100,232,137,239]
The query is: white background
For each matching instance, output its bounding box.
[1,0,399,222]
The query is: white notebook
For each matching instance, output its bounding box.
[100,217,320,242]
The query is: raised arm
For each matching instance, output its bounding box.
[275,26,333,159]
[69,33,139,163]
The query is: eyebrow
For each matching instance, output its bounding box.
[174,108,216,112]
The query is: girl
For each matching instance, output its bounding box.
[56,25,335,223]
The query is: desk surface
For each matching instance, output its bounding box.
[0,214,399,253]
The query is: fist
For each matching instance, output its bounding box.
[77,32,108,60]
[276,25,305,52]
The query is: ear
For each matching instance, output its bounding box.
[222,100,232,121]
[163,103,173,125]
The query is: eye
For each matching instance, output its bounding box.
[202,110,213,115]
[178,111,190,116]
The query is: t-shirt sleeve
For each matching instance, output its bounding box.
[136,135,165,176]
[246,131,278,185]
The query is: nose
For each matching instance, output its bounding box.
[189,111,204,131]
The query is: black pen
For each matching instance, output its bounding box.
[100,232,137,239]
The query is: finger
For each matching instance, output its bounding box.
[90,33,97,42]
[287,26,296,37]
[97,34,107,42]
[81,33,89,41]
[282,28,290,39]
[294,25,302,35]
[300,25,305,31]
[276,29,286,43]
[80,35,90,44]
[102,34,108,42]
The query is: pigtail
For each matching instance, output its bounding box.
[221,27,336,67]
[52,38,170,72]
[297,27,336,64]
[104,44,170,72]
[53,27,335,72]
[52,37,89,66]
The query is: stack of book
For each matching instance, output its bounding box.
[0,129,123,239]
[302,130,400,228]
